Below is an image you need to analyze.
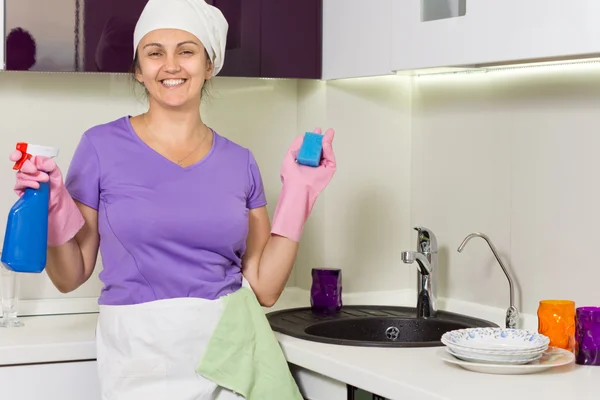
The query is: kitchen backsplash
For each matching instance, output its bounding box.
[1,62,597,316]
[411,62,600,314]
[295,77,413,292]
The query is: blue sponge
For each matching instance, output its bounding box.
[296,132,323,167]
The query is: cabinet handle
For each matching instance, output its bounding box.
[347,385,388,400]
[347,385,355,400]
[421,0,467,22]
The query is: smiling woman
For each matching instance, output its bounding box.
[6,0,337,399]
[130,29,214,103]
[128,27,217,168]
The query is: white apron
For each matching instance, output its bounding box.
[95,283,250,400]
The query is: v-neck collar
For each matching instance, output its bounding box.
[125,115,217,171]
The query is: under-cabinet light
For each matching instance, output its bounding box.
[401,57,600,78]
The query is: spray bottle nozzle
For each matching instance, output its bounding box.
[13,142,60,171]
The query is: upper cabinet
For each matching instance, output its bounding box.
[321,0,393,80]
[2,0,322,79]
[206,0,322,79]
[391,0,600,72]
[206,0,261,77]
[82,0,146,73]
[3,0,143,73]
[259,0,322,79]
[8,1,600,79]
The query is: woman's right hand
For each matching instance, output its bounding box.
[9,150,85,247]
[10,151,65,197]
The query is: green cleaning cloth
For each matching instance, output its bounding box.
[197,287,304,400]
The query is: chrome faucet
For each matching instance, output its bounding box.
[401,227,438,318]
[457,232,519,329]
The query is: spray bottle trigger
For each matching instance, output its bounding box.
[13,143,32,171]
[12,142,59,171]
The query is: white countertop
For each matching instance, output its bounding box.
[0,288,597,400]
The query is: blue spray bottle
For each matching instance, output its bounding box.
[1,142,59,274]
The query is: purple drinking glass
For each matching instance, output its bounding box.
[310,268,342,314]
[575,306,600,366]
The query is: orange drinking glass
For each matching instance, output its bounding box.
[537,300,576,352]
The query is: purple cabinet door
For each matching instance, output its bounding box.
[260,0,322,79]
[82,0,147,73]
[3,0,321,78]
[207,0,261,77]
[4,0,146,73]
[207,0,322,78]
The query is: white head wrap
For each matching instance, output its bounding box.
[133,0,228,75]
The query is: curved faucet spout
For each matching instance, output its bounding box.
[401,251,432,276]
[401,249,436,318]
[401,227,439,319]
[457,232,519,329]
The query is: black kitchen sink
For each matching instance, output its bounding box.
[266,305,498,347]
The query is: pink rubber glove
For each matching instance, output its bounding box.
[9,151,85,247]
[271,127,336,242]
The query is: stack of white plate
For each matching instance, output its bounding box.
[441,327,550,365]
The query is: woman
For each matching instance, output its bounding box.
[9,0,336,398]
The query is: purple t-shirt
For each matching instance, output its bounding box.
[64,116,267,306]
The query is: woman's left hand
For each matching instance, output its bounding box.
[281,127,336,195]
[270,127,337,242]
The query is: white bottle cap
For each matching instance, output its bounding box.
[24,144,59,158]
[13,142,60,170]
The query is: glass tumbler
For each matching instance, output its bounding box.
[537,300,575,352]
[310,268,342,315]
[575,306,600,366]
[0,263,24,328]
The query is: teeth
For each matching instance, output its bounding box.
[162,79,185,87]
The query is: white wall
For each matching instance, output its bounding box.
[2,61,598,317]
[294,62,600,315]
[412,62,600,315]
[0,71,298,302]
[295,76,413,292]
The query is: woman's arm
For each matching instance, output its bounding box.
[241,206,298,307]
[46,201,100,293]
[242,127,336,306]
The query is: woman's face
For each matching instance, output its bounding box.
[135,28,213,109]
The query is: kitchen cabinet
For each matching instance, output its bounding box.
[321,0,393,80]
[259,0,322,79]
[391,0,600,72]
[0,360,349,400]
[0,360,100,400]
[6,0,600,79]
[290,365,390,400]
[206,0,261,78]
[291,364,347,400]
[207,0,323,79]
[81,0,147,73]
[2,0,322,79]
[3,0,144,73]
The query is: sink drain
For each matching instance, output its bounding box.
[385,326,400,341]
